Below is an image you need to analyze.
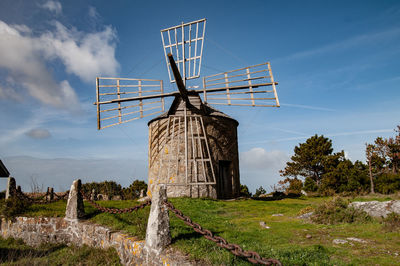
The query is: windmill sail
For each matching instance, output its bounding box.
[96,77,165,130]
[161,18,206,83]
[202,62,280,107]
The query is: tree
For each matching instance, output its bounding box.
[122,180,147,199]
[280,135,342,187]
[254,186,266,197]
[387,126,400,174]
[240,184,252,197]
[277,177,303,194]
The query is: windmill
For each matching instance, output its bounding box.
[95,19,279,199]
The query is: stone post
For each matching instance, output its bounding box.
[49,187,54,201]
[65,179,85,220]
[144,185,171,256]
[16,185,21,194]
[90,189,97,201]
[5,177,16,199]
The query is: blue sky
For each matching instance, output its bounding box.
[0,0,399,193]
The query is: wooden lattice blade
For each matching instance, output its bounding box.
[202,62,280,107]
[96,77,169,130]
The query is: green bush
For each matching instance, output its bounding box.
[311,197,371,225]
[122,180,147,199]
[239,184,252,197]
[82,180,122,197]
[382,212,400,232]
[304,177,318,192]
[375,173,400,194]
[0,197,31,219]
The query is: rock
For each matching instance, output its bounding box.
[65,179,85,220]
[138,196,150,202]
[90,189,97,201]
[349,200,400,218]
[272,214,283,217]
[144,185,171,255]
[347,237,367,243]
[301,190,308,196]
[140,189,146,198]
[333,239,348,245]
[297,212,314,219]
[259,221,270,229]
[306,234,312,239]
[111,195,122,201]
[6,177,16,199]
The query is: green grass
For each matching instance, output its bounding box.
[12,196,400,265]
[0,236,121,265]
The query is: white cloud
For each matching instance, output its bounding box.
[0,84,23,102]
[88,6,100,19]
[0,18,119,108]
[241,147,288,170]
[39,21,119,82]
[25,128,51,139]
[40,0,62,15]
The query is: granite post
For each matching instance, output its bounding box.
[144,185,171,255]
[5,177,16,199]
[65,179,85,220]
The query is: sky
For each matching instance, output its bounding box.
[0,0,399,193]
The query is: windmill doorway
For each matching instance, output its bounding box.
[217,160,233,199]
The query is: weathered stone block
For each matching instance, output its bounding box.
[65,179,85,220]
[5,177,16,199]
[144,185,171,255]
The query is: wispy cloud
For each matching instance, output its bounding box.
[25,128,51,139]
[280,103,336,112]
[243,129,394,145]
[40,0,62,15]
[277,27,400,62]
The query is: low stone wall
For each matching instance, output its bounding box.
[0,217,195,265]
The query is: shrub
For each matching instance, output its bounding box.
[240,184,252,197]
[375,173,400,194]
[311,197,371,225]
[298,206,315,216]
[254,186,266,197]
[304,177,318,192]
[122,180,148,199]
[0,197,31,220]
[382,212,400,232]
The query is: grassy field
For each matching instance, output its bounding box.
[0,237,121,265]
[15,195,400,265]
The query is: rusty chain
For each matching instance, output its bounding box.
[80,190,151,214]
[164,200,282,266]
[12,188,68,204]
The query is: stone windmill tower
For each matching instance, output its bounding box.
[95,19,280,199]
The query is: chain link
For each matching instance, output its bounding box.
[14,189,67,204]
[164,200,282,266]
[80,190,151,214]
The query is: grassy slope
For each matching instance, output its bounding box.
[19,196,400,265]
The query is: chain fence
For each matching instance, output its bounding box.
[14,190,69,204]
[11,187,69,204]
[164,200,282,266]
[9,186,281,265]
[80,190,151,214]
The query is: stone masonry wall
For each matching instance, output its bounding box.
[0,217,195,266]
[148,115,240,199]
